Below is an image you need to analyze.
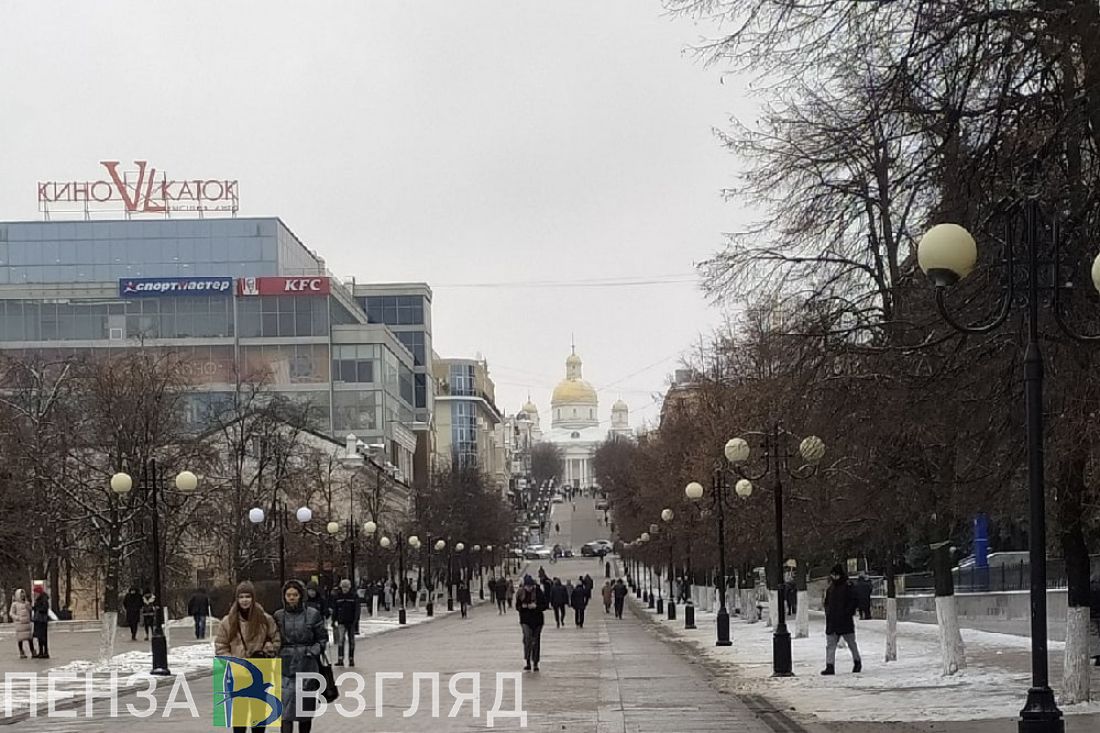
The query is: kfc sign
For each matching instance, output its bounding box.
[37,161,239,215]
[237,277,331,296]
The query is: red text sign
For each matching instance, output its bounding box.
[237,276,331,296]
[37,161,239,215]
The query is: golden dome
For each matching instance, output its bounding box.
[552,379,598,405]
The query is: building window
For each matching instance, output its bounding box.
[237,296,328,338]
[358,295,424,326]
[451,400,478,468]
[449,363,476,396]
[333,390,380,433]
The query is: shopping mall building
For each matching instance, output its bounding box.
[0,217,432,483]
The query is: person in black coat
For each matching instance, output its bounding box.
[331,579,361,667]
[186,588,211,639]
[822,564,862,675]
[457,581,472,618]
[122,587,143,641]
[854,572,873,620]
[570,579,590,628]
[549,579,569,628]
[516,575,548,671]
[612,578,628,619]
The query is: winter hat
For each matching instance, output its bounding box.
[236,580,256,598]
[282,578,307,603]
[523,574,535,586]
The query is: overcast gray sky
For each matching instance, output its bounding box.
[0,1,752,428]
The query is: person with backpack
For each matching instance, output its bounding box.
[186,587,212,639]
[549,578,569,628]
[570,578,590,628]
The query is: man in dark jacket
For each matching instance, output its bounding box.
[822,564,862,675]
[331,578,361,667]
[185,588,211,639]
[516,575,547,671]
[571,578,590,628]
[549,579,569,628]
[493,576,508,614]
[612,578,628,619]
[122,587,143,641]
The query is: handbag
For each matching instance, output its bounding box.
[318,651,339,703]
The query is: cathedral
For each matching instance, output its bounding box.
[521,347,632,489]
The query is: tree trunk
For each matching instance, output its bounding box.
[1057,451,1091,703]
[100,519,120,663]
[885,562,898,662]
[796,566,809,638]
[932,541,965,675]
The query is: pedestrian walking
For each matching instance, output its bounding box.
[187,587,212,639]
[304,584,328,621]
[613,578,627,619]
[140,592,157,641]
[555,523,560,534]
[331,578,360,667]
[505,578,516,609]
[458,580,472,618]
[31,591,50,659]
[274,580,327,733]
[516,575,547,671]
[10,589,35,659]
[785,579,798,616]
[601,581,613,614]
[493,576,507,614]
[854,572,873,620]
[549,579,568,628]
[570,578,589,628]
[214,581,278,733]
[122,587,143,641]
[822,564,862,675]
[582,574,594,593]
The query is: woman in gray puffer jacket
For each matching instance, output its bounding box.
[274,579,328,733]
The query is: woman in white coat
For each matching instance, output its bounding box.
[9,589,35,659]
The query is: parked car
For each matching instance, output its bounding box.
[552,495,564,503]
[595,499,609,510]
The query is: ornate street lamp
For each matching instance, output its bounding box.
[111,465,198,676]
[727,429,825,676]
[918,187,1100,733]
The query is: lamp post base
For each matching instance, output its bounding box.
[398,608,407,625]
[426,603,434,618]
[656,597,664,614]
[447,598,454,612]
[772,626,794,677]
[716,607,732,647]
[1019,686,1064,733]
[150,629,170,676]
[647,594,655,610]
[684,602,695,629]
[668,600,676,621]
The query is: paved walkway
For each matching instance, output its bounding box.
[5,555,775,732]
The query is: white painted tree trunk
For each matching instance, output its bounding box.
[796,591,809,638]
[99,611,118,663]
[767,590,778,628]
[885,597,898,662]
[740,589,758,622]
[935,595,966,675]
[1062,606,1091,704]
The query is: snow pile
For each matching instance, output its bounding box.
[636,600,1100,722]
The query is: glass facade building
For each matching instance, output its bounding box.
[0,217,419,480]
[353,283,434,424]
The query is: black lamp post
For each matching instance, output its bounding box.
[917,180,1100,733]
[725,428,825,677]
[248,502,315,586]
[650,523,664,614]
[685,467,753,647]
[661,509,677,621]
[111,461,198,677]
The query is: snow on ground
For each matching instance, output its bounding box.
[634,599,1100,723]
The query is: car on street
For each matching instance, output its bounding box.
[551,495,564,503]
[580,541,610,557]
[595,498,609,510]
[524,544,552,560]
